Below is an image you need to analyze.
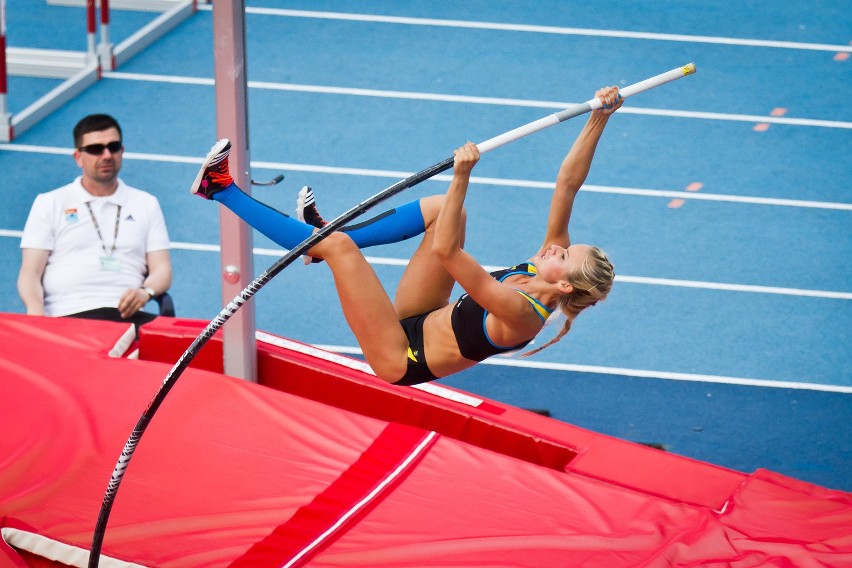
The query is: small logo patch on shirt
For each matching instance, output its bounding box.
[124,214,135,221]
[64,208,78,223]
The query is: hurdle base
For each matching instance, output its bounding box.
[0,112,12,143]
[98,43,116,72]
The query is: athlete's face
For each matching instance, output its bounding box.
[536,244,591,290]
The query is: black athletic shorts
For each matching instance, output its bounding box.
[394,312,439,385]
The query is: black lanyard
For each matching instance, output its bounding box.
[85,202,121,257]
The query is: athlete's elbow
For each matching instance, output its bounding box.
[431,241,454,261]
[556,175,583,194]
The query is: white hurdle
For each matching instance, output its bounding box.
[1,0,199,142]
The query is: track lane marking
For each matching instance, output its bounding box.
[101,71,852,130]
[4,229,846,300]
[195,5,852,54]
[314,344,852,394]
[4,143,851,211]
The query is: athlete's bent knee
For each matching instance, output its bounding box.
[370,359,408,385]
[420,195,465,228]
[310,231,356,259]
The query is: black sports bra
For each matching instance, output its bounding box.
[450,263,553,362]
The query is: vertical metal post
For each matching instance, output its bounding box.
[212,0,257,381]
[0,0,11,141]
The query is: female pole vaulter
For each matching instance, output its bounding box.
[191,86,622,385]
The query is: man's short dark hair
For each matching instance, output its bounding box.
[73,114,122,148]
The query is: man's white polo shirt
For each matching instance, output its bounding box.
[20,177,170,316]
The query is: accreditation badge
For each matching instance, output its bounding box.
[100,256,123,272]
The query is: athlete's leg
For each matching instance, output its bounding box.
[192,140,427,252]
[192,140,315,248]
[310,232,410,383]
[298,187,427,248]
[190,141,416,383]
[215,184,316,249]
[214,183,430,254]
[393,195,465,319]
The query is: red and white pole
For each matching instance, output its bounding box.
[98,0,114,70]
[86,0,96,60]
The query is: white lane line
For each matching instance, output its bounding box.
[315,344,852,394]
[4,143,850,211]
[195,5,852,54]
[4,229,846,299]
[101,71,852,130]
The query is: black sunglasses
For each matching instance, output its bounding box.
[78,141,123,155]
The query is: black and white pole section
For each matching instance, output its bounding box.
[88,62,696,567]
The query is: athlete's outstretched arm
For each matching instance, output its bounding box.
[432,142,477,260]
[433,143,529,321]
[537,86,622,254]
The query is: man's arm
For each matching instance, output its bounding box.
[142,249,172,297]
[117,249,173,318]
[17,248,50,316]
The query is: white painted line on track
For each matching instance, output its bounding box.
[3,227,847,299]
[101,71,852,130]
[196,5,852,54]
[314,344,852,394]
[579,185,852,210]
[4,143,851,212]
[611,275,852,300]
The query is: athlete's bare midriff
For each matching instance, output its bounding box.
[419,274,542,378]
[420,307,476,378]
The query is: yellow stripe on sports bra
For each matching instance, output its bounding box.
[512,263,538,276]
[515,290,553,322]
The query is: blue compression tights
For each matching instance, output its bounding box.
[212,183,426,250]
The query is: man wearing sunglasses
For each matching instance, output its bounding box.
[17,114,172,334]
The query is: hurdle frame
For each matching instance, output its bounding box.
[0,0,199,142]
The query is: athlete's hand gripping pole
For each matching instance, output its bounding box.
[88,62,696,568]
